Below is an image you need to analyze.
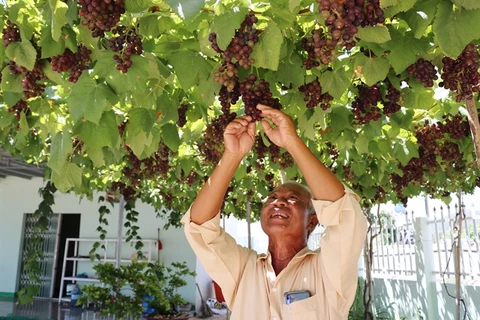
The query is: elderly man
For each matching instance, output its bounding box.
[182,104,367,320]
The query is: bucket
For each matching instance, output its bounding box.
[71,291,83,307]
[66,284,77,296]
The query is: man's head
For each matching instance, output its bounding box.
[260,181,318,243]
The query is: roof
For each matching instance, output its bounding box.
[0,150,44,180]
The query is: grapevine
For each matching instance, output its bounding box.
[51,45,92,83]
[109,26,143,73]
[78,0,125,38]
[298,79,333,110]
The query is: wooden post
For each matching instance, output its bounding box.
[454,190,463,320]
[246,201,251,249]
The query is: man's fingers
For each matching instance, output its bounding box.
[260,119,273,134]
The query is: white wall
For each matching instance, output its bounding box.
[0,176,196,304]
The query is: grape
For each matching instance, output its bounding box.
[108,26,143,73]
[21,61,47,99]
[239,74,282,121]
[440,43,480,102]
[406,58,438,88]
[383,83,401,116]
[2,20,20,47]
[351,83,383,124]
[51,45,92,83]
[176,104,188,127]
[298,79,333,110]
[198,113,237,164]
[7,100,30,120]
[78,0,125,38]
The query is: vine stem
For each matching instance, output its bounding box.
[465,97,480,169]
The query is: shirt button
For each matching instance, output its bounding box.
[272,288,277,292]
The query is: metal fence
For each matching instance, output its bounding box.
[368,200,480,282]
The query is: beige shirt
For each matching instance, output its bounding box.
[182,186,367,320]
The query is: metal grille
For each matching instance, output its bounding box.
[18,213,60,298]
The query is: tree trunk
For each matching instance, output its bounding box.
[465,97,480,169]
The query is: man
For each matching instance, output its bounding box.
[182,104,368,319]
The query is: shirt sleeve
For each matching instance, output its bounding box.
[181,208,254,307]
[313,185,368,314]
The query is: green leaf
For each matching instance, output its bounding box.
[67,73,118,124]
[360,56,390,86]
[393,140,418,166]
[5,41,37,71]
[250,20,283,71]
[433,2,480,57]
[48,131,72,173]
[51,163,83,193]
[168,51,212,90]
[356,25,391,43]
[126,131,149,158]
[403,87,435,110]
[161,123,180,152]
[210,10,248,50]
[452,0,480,9]
[166,0,204,20]
[355,134,370,154]
[266,6,297,29]
[399,0,438,39]
[383,0,416,17]
[19,112,29,135]
[75,111,119,152]
[383,28,429,74]
[1,68,24,93]
[127,108,156,137]
[329,105,351,132]
[48,0,68,41]
[319,69,351,99]
[39,25,65,58]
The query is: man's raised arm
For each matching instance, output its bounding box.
[257,104,344,201]
[190,115,255,225]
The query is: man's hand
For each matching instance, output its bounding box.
[258,104,300,149]
[224,115,256,157]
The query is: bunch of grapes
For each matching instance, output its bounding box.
[7,100,30,120]
[110,181,136,202]
[22,61,47,99]
[214,63,239,92]
[383,83,401,116]
[176,103,188,127]
[78,0,125,38]
[414,120,443,155]
[198,113,237,164]
[2,20,20,46]
[440,43,480,102]
[8,60,26,75]
[439,141,461,163]
[351,84,383,124]
[440,114,470,140]
[406,58,438,87]
[108,26,143,73]
[298,79,333,110]
[301,28,336,68]
[218,85,241,114]
[51,45,92,82]
[209,13,259,69]
[239,74,282,121]
[185,170,198,187]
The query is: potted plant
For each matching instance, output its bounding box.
[77,261,196,319]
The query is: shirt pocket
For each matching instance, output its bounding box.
[282,294,318,320]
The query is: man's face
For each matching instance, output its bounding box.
[260,183,316,239]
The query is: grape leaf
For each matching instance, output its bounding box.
[127,108,156,137]
[210,10,249,50]
[403,87,435,110]
[48,0,68,41]
[250,20,283,71]
[355,134,370,154]
[51,163,83,193]
[1,68,23,93]
[398,0,438,39]
[67,74,118,124]
[383,0,416,17]
[166,0,204,20]
[48,131,72,173]
[5,41,37,71]
[393,139,418,166]
[433,2,480,57]
[126,131,149,158]
[162,123,180,152]
[356,25,391,43]
[75,111,119,151]
[360,56,390,86]
[383,28,428,74]
[39,25,65,58]
[320,69,351,99]
[168,51,212,90]
[452,0,480,9]
[329,105,351,132]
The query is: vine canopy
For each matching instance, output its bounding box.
[0,0,480,226]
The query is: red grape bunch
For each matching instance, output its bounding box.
[440,114,470,140]
[209,13,259,69]
[298,79,333,110]
[78,0,125,38]
[239,74,282,121]
[301,29,336,68]
[440,43,480,102]
[51,45,92,83]
[406,58,438,87]
[21,61,47,99]
[108,26,143,73]
[351,83,383,124]
[383,83,401,116]
[2,20,21,46]
[7,100,30,120]
[198,113,237,164]
[176,103,188,128]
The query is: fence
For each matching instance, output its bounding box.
[369,200,480,283]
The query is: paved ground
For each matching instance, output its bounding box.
[0,298,228,320]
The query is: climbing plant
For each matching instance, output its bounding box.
[0,0,479,226]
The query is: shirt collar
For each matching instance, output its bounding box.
[257,246,315,262]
